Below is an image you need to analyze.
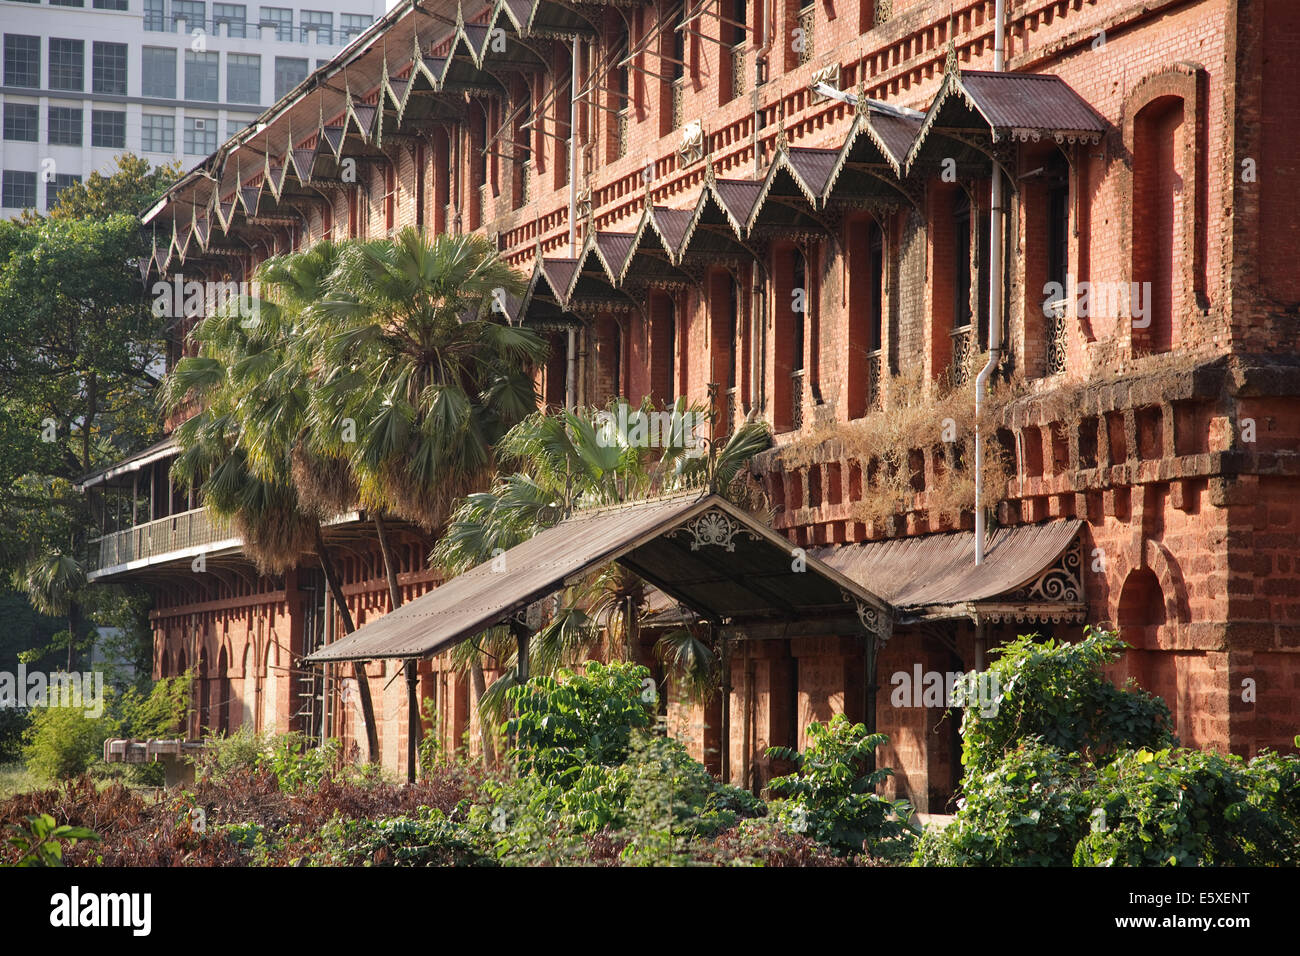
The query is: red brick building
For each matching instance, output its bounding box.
[82,0,1300,810]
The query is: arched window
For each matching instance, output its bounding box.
[1132,96,1185,354]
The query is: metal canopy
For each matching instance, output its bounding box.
[305,492,893,664]
[814,519,1085,623]
[77,438,177,490]
[905,69,1107,173]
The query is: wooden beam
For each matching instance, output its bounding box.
[718,614,863,641]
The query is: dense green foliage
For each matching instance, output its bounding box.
[916,629,1300,866]
[505,660,654,784]
[915,740,1094,866]
[768,715,916,856]
[192,728,351,793]
[21,706,109,782]
[1075,747,1300,866]
[0,155,176,671]
[20,673,191,783]
[958,626,1175,774]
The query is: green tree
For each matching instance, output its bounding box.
[311,228,546,533]
[163,244,384,762]
[0,211,167,669]
[20,153,181,222]
[957,626,1176,774]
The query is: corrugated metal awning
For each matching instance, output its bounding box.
[306,492,892,664]
[814,519,1084,621]
[77,437,177,491]
[906,69,1107,173]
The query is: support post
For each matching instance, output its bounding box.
[405,658,418,784]
[719,632,731,784]
[863,632,878,773]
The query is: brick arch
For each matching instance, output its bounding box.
[1117,568,1165,629]
[261,633,281,735]
[213,646,230,736]
[1143,538,1192,626]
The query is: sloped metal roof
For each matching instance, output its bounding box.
[959,71,1108,136]
[906,69,1107,172]
[77,437,177,490]
[306,493,891,663]
[814,519,1083,613]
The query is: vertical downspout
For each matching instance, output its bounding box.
[566,37,581,410]
[973,0,1006,565]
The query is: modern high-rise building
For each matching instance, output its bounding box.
[0,0,389,216]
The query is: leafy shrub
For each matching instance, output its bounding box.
[191,727,267,782]
[417,697,442,778]
[0,709,30,764]
[1074,748,1300,867]
[320,806,494,867]
[5,812,98,867]
[690,817,864,867]
[22,702,115,781]
[115,673,192,784]
[767,714,915,856]
[262,733,340,791]
[505,660,653,785]
[192,729,342,793]
[118,673,191,739]
[914,740,1094,866]
[960,627,1175,774]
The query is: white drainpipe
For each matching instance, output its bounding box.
[973,0,1006,565]
[566,37,581,410]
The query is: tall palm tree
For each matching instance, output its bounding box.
[310,228,546,535]
[162,251,382,762]
[18,550,88,671]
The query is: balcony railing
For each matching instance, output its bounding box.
[89,507,236,574]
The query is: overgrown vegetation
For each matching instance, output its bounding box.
[767,715,916,858]
[768,364,1012,528]
[917,628,1300,866]
[4,630,1296,868]
[21,672,191,785]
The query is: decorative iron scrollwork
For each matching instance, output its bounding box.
[1045,300,1068,376]
[670,510,761,552]
[1009,542,1083,604]
[797,6,815,66]
[843,590,893,645]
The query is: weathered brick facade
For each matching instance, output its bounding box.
[98,0,1300,807]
